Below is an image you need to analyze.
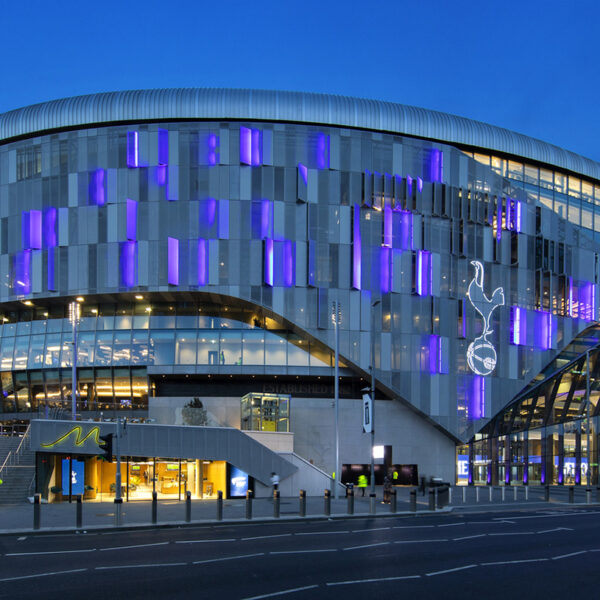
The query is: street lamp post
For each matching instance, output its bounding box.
[68,301,81,421]
[333,300,341,499]
[586,350,591,487]
[370,299,380,497]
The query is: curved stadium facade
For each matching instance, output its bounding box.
[1,88,600,494]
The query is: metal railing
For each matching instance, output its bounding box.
[0,451,13,480]
[13,425,31,465]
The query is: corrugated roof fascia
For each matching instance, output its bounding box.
[1,88,599,181]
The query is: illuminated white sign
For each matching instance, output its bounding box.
[373,445,384,459]
[466,260,504,376]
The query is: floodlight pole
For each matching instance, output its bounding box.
[370,299,381,497]
[333,300,341,499]
[586,350,591,487]
[69,301,80,421]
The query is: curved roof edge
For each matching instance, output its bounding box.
[1,87,599,181]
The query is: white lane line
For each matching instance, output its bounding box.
[343,542,390,551]
[481,558,549,565]
[193,552,264,565]
[270,549,338,555]
[351,527,390,533]
[468,521,509,525]
[552,551,588,560]
[588,549,600,552]
[242,534,293,541]
[175,538,236,544]
[488,532,535,536]
[241,584,319,599]
[295,531,350,536]
[493,511,600,521]
[426,564,477,577]
[327,575,421,586]
[0,568,87,582]
[17,537,26,541]
[453,534,486,541]
[394,539,448,544]
[96,563,187,570]
[99,542,169,551]
[537,527,574,534]
[438,522,466,527]
[6,549,96,556]
[393,525,435,529]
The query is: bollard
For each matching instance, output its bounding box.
[462,486,466,503]
[501,487,505,502]
[390,490,397,513]
[273,490,280,518]
[437,487,448,509]
[596,487,600,503]
[428,489,435,511]
[299,490,306,517]
[449,487,453,504]
[185,490,191,523]
[217,490,223,521]
[489,486,493,502]
[525,486,529,501]
[114,497,123,527]
[410,489,417,512]
[587,488,592,505]
[369,493,376,515]
[152,491,157,524]
[569,486,574,504]
[476,487,480,503]
[246,490,253,520]
[513,486,517,501]
[33,493,41,530]
[76,495,82,529]
[545,485,550,502]
[347,487,354,515]
[324,489,331,516]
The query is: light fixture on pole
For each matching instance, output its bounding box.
[332,300,341,499]
[586,350,591,488]
[68,300,81,421]
[370,299,381,497]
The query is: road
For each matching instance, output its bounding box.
[1,505,599,599]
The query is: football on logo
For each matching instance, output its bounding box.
[467,338,497,376]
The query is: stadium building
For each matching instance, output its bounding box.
[0,89,599,500]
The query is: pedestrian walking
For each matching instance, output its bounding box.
[270,472,280,499]
[383,473,392,504]
[357,474,368,496]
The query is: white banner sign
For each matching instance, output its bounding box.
[362,393,372,433]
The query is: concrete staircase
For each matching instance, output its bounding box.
[0,432,34,504]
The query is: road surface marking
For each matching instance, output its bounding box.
[295,530,349,536]
[537,527,574,534]
[96,563,187,570]
[242,584,319,599]
[0,568,87,582]
[6,549,96,556]
[192,552,264,565]
[493,511,600,521]
[351,527,390,533]
[426,564,477,576]
[99,542,169,551]
[270,549,337,555]
[437,522,466,527]
[481,558,549,565]
[343,542,390,551]
[327,575,421,586]
[241,534,293,541]
[488,532,535,536]
[175,538,236,544]
[552,551,588,560]
[453,534,486,541]
[394,539,448,544]
[17,537,26,541]
[393,525,435,529]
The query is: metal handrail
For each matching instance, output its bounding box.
[13,424,31,463]
[0,451,12,479]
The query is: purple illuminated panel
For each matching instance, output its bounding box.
[406,175,413,197]
[207,133,218,166]
[580,282,596,321]
[511,306,526,345]
[352,205,362,290]
[264,238,274,286]
[469,376,485,420]
[120,241,137,288]
[44,207,57,248]
[158,129,168,166]
[156,165,167,186]
[29,210,42,249]
[316,134,330,169]
[126,199,137,241]
[417,177,423,193]
[283,240,295,287]
[89,169,105,206]
[198,239,208,287]
[515,200,522,232]
[568,277,574,317]
[383,205,392,247]
[429,335,439,374]
[251,129,262,166]
[535,311,554,350]
[380,247,391,294]
[127,131,139,168]
[416,251,431,296]
[240,126,252,165]
[14,250,31,295]
[168,237,179,286]
[427,148,443,182]
[201,198,217,228]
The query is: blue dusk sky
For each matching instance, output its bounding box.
[1,0,599,161]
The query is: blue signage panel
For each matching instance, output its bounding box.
[230,466,249,497]
[61,459,85,496]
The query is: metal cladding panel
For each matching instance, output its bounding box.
[31,420,296,485]
[1,88,599,180]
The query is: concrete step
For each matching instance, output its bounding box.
[0,465,35,503]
